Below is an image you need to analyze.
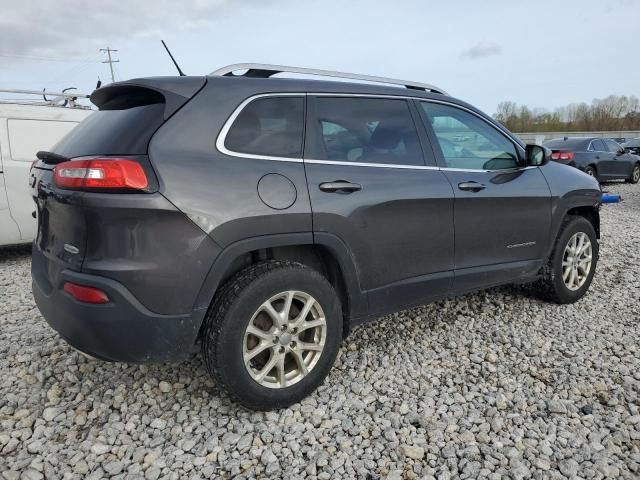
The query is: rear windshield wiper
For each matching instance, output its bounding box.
[36,151,69,165]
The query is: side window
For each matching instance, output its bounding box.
[591,139,606,152]
[224,96,304,158]
[605,139,621,153]
[420,102,520,170]
[312,97,423,165]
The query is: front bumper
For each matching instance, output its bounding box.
[31,247,204,363]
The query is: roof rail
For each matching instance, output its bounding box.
[209,63,448,95]
[0,88,91,109]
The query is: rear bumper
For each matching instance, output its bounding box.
[32,248,205,363]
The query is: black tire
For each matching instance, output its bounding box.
[584,165,597,179]
[626,163,640,184]
[201,260,342,410]
[535,216,598,304]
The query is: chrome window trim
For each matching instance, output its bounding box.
[305,159,439,170]
[216,92,537,174]
[440,165,537,173]
[215,92,306,163]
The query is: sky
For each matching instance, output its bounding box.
[1,0,639,115]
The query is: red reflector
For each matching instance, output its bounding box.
[54,158,148,190]
[64,282,110,304]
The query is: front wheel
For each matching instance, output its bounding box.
[626,163,640,184]
[201,261,342,410]
[535,216,599,304]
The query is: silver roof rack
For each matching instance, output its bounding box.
[0,88,91,109]
[209,63,448,95]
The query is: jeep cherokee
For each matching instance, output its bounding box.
[31,64,601,410]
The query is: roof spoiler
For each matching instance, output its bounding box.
[90,77,207,119]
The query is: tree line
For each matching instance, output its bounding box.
[493,95,640,133]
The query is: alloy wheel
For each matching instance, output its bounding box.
[561,232,593,291]
[243,291,327,388]
[633,165,640,183]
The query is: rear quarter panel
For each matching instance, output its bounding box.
[148,80,312,247]
[572,151,593,170]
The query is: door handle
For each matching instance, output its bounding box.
[458,181,486,192]
[319,181,362,194]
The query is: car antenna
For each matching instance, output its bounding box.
[161,40,186,76]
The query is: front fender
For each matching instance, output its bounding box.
[539,162,601,259]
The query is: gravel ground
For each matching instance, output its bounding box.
[1,183,639,480]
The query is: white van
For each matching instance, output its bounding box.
[0,102,92,246]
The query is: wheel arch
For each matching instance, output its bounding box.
[192,233,367,338]
[565,205,600,239]
[543,202,600,265]
[585,164,598,175]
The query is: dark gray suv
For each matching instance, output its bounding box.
[31,64,602,409]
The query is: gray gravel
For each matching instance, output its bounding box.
[1,182,639,479]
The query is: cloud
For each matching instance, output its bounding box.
[0,0,262,59]
[461,41,502,60]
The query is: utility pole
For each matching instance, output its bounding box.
[100,47,119,83]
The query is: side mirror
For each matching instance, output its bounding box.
[617,147,625,155]
[525,144,550,166]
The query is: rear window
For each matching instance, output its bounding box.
[224,96,304,158]
[52,95,165,158]
[544,138,589,150]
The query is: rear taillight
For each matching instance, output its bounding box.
[54,158,148,190]
[551,151,574,162]
[64,282,110,304]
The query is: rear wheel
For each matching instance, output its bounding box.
[584,166,597,179]
[535,216,598,304]
[201,260,342,410]
[626,163,640,184]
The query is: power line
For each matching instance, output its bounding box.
[0,53,99,63]
[45,61,96,86]
[99,47,119,83]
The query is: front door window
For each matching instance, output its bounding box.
[420,102,520,170]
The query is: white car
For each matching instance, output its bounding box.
[0,102,91,246]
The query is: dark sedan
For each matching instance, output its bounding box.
[544,137,640,183]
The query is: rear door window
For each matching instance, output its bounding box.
[309,97,424,166]
[224,96,304,158]
[591,139,606,152]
